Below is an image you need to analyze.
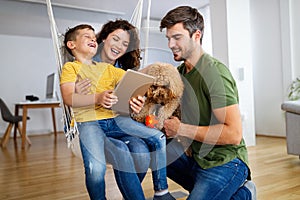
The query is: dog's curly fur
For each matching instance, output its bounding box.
[132,62,184,130]
[132,62,192,156]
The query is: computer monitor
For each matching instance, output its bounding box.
[46,73,57,99]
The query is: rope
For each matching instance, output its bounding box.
[130,0,143,31]
[143,0,151,66]
[46,0,78,148]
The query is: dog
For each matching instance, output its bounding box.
[132,62,192,156]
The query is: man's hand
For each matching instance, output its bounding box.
[164,116,181,137]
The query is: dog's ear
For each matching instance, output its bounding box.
[146,88,153,98]
[167,67,184,97]
[168,89,177,99]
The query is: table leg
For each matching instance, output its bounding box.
[21,107,28,149]
[51,107,57,137]
[14,105,19,139]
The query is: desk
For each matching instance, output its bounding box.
[14,101,60,148]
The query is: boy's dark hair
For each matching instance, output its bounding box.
[96,19,141,70]
[160,6,204,44]
[63,24,95,56]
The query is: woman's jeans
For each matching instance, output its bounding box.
[99,116,168,191]
[118,135,150,182]
[166,139,252,200]
[77,116,167,200]
[78,121,145,200]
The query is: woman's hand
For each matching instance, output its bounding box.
[130,96,145,114]
[96,90,118,108]
[75,75,91,94]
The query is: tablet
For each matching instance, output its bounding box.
[112,69,155,115]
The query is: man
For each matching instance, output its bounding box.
[160,6,256,200]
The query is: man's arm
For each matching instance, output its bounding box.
[164,104,243,145]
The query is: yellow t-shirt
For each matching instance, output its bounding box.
[60,60,125,122]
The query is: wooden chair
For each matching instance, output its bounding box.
[0,98,31,147]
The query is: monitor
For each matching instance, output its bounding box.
[46,73,57,99]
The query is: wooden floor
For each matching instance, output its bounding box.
[0,133,300,200]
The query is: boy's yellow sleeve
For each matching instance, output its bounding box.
[60,62,79,84]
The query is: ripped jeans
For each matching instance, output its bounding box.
[78,116,168,200]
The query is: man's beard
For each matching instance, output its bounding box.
[173,52,185,62]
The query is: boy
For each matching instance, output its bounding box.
[60,24,174,200]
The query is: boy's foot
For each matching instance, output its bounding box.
[153,192,176,200]
[244,180,256,200]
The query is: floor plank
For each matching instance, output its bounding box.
[0,134,300,199]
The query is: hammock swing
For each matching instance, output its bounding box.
[45,0,152,156]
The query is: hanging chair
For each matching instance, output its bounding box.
[45,0,151,157]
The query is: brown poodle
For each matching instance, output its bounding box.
[132,62,192,156]
[132,62,184,130]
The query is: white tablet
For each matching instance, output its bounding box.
[112,69,155,115]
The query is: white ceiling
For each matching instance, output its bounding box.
[28,0,210,20]
[0,0,209,38]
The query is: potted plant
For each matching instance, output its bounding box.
[288,77,300,100]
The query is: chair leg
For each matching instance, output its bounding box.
[17,123,31,145]
[14,122,18,140]
[1,123,13,147]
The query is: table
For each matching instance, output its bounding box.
[14,101,60,148]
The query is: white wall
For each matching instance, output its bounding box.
[0,35,64,134]
[209,0,299,140]
[0,0,109,135]
[210,0,256,146]
[291,0,300,78]
[0,0,177,136]
[251,0,300,137]
[251,0,285,136]
[210,0,229,66]
[0,0,298,141]
[226,0,256,146]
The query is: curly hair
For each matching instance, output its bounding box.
[96,19,141,70]
[160,6,204,44]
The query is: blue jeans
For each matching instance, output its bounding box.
[98,115,168,191]
[166,139,252,200]
[78,121,146,200]
[118,136,150,182]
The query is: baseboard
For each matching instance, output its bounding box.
[255,134,286,139]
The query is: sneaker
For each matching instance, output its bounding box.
[244,180,257,200]
[153,192,176,200]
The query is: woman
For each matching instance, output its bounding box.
[75,19,151,196]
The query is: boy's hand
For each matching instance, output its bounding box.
[97,90,118,108]
[130,96,145,114]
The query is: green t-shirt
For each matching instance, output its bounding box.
[178,53,249,173]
